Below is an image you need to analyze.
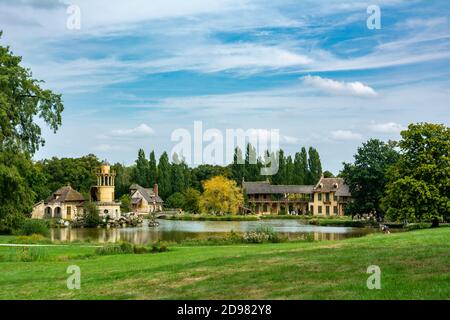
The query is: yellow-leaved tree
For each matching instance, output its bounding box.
[200,176,243,215]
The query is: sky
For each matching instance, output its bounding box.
[1,0,449,174]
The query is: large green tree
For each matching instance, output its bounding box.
[341,139,399,219]
[157,152,172,199]
[148,150,157,186]
[133,149,150,187]
[293,148,308,185]
[381,123,450,226]
[307,147,322,184]
[0,34,63,232]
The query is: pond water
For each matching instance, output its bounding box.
[50,219,377,244]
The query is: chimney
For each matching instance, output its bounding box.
[153,183,159,197]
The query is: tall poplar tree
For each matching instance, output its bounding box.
[308,147,322,184]
[157,152,172,199]
[149,150,157,186]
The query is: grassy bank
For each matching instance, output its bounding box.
[0,228,449,299]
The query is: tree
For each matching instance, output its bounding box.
[133,149,150,187]
[113,162,133,199]
[166,192,185,209]
[199,176,243,215]
[307,147,322,184]
[272,149,286,185]
[285,155,294,184]
[381,123,450,226]
[171,153,187,194]
[183,188,201,213]
[83,201,100,227]
[120,194,132,213]
[0,35,63,232]
[341,139,399,219]
[157,152,172,199]
[149,150,157,186]
[191,164,231,191]
[323,170,334,178]
[293,148,308,185]
[0,32,64,154]
[245,143,259,181]
[230,147,245,185]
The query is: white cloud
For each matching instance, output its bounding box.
[331,130,363,141]
[368,122,406,133]
[303,75,377,97]
[94,144,125,151]
[111,124,154,137]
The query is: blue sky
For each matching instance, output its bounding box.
[1,0,449,174]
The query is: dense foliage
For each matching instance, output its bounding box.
[341,139,399,219]
[381,123,450,226]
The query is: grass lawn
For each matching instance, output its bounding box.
[0,228,449,299]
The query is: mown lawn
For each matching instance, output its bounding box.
[0,228,449,300]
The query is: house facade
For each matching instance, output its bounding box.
[243,177,351,216]
[31,185,85,220]
[31,161,122,220]
[130,183,164,215]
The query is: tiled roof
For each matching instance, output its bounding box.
[130,184,164,203]
[45,186,85,204]
[244,177,351,197]
[243,181,314,194]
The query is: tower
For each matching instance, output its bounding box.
[95,160,116,202]
[91,160,121,218]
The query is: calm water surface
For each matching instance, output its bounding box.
[50,219,377,244]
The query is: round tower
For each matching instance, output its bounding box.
[95,160,116,203]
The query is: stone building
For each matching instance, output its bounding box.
[90,161,121,219]
[31,161,122,220]
[243,176,351,216]
[31,185,85,220]
[130,183,164,214]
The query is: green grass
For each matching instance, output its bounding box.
[0,228,449,299]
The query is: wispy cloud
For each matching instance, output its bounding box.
[303,75,377,97]
[331,130,363,141]
[368,122,406,134]
[111,124,155,137]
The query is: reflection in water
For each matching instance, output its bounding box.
[50,219,375,244]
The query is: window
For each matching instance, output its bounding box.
[325,193,330,202]
[334,206,338,214]
[318,193,322,201]
[318,206,322,214]
[326,206,330,216]
[334,194,337,201]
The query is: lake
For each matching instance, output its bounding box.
[50,219,376,244]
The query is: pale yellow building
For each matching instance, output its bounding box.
[31,185,85,220]
[243,177,351,216]
[130,184,164,215]
[90,161,121,218]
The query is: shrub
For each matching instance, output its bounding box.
[405,223,432,231]
[95,242,168,255]
[9,234,52,244]
[84,201,100,227]
[14,247,49,262]
[18,219,50,237]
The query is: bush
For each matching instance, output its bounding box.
[405,223,432,231]
[95,242,168,255]
[13,247,49,262]
[9,234,52,244]
[17,219,50,237]
[84,201,100,227]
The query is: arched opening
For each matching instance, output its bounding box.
[54,207,62,218]
[45,207,52,218]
